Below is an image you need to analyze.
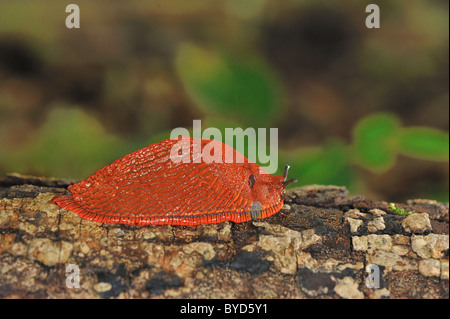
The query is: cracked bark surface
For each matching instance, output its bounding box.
[0,176,448,299]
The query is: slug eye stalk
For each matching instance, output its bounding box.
[280,164,297,203]
[282,164,298,189]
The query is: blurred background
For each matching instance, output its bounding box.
[0,0,448,202]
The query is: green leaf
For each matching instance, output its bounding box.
[398,127,449,161]
[176,43,282,127]
[352,113,400,172]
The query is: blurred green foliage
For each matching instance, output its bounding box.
[176,44,283,128]
[398,127,449,161]
[353,113,399,172]
[175,43,448,197]
[2,108,130,179]
[353,113,448,172]
[284,113,448,195]
[280,141,353,188]
[0,0,448,202]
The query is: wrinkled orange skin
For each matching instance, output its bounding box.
[51,137,285,225]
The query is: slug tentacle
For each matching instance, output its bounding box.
[280,163,297,203]
[281,163,298,188]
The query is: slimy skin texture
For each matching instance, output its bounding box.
[51,137,289,226]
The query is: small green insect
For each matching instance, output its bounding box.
[389,203,413,216]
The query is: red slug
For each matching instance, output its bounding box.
[50,137,297,225]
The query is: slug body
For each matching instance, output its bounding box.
[51,137,296,225]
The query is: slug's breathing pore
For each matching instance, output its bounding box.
[50,137,297,226]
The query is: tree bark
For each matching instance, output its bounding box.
[0,175,448,299]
